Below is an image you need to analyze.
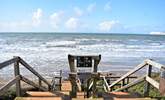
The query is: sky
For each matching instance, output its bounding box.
[0,0,165,34]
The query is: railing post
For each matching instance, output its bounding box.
[39,78,42,90]
[69,73,77,98]
[92,72,99,98]
[159,69,165,96]
[144,64,152,97]
[59,70,62,91]
[121,79,125,92]
[14,56,21,97]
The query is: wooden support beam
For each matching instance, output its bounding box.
[14,56,21,97]
[146,76,159,89]
[159,69,165,96]
[92,72,100,98]
[146,59,165,70]
[0,75,21,96]
[109,61,147,88]
[21,76,47,91]
[115,75,145,92]
[69,73,77,98]
[38,78,42,91]
[144,65,152,97]
[19,58,51,89]
[0,57,18,69]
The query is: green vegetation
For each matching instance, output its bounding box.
[0,87,16,100]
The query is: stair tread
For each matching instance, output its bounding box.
[103,92,154,100]
[15,97,62,100]
[26,91,57,97]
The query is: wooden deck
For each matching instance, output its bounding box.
[15,81,154,100]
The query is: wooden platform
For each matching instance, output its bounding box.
[15,81,154,100]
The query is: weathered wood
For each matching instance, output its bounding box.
[38,78,42,90]
[101,76,137,78]
[159,70,165,95]
[145,59,165,70]
[68,55,76,72]
[93,55,101,72]
[109,61,147,88]
[0,75,21,96]
[14,56,21,96]
[86,78,92,98]
[69,54,101,59]
[0,57,18,69]
[19,58,51,88]
[102,76,110,91]
[21,76,47,91]
[144,65,152,97]
[146,76,159,89]
[115,76,146,92]
[92,72,100,97]
[69,73,77,97]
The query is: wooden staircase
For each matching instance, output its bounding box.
[0,57,164,100]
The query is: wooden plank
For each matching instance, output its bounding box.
[0,75,21,96]
[159,70,165,95]
[100,76,137,78]
[146,76,159,89]
[88,81,93,90]
[0,57,18,69]
[115,76,146,92]
[102,76,110,91]
[145,59,165,70]
[144,65,152,97]
[68,55,76,72]
[68,54,101,59]
[109,61,147,88]
[14,56,21,97]
[21,76,47,91]
[19,58,51,87]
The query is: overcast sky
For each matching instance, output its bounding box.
[0,0,165,34]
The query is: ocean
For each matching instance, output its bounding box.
[0,33,165,78]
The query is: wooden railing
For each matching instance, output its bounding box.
[107,59,165,96]
[0,56,51,97]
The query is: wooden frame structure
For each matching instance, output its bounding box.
[0,56,51,97]
[101,59,165,97]
[68,54,101,98]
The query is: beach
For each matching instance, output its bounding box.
[0,33,165,78]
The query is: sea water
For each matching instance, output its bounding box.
[0,33,165,77]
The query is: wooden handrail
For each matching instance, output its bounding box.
[0,56,51,96]
[102,76,110,91]
[0,57,19,69]
[21,76,48,91]
[145,59,165,70]
[0,75,21,96]
[109,61,147,88]
[19,58,51,87]
[145,76,159,89]
[108,59,165,97]
[114,75,145,92]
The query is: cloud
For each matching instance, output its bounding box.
[87,3,96,13]
[98,20,120,32]
[65,17,81,30]
[50,11,64,29]
[74,7,83,16]
[150,32,165,35]
[32,8,43,27]
[104,2,111,11]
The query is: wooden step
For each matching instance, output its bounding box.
[103,92,154,100]
[26,91,57,97]
[15,97,62,100]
